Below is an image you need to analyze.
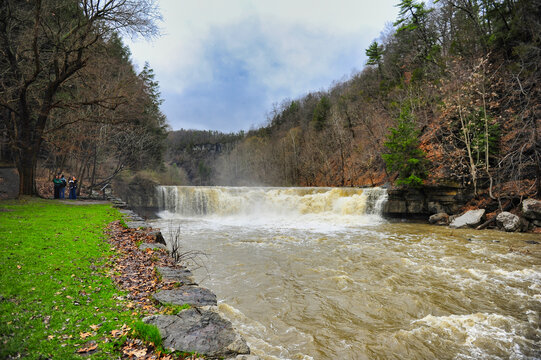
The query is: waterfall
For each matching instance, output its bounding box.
[156,186,387,218]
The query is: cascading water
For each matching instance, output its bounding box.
[156,186,388,228]
[150,186,540,360]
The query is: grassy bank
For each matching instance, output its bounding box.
[0,198,134,359]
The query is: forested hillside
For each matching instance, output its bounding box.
[167,0,540,201]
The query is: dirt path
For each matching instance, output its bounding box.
[56,199,110,205]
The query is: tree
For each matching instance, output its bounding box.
[312,96,331,131]
[0,0,160,195]
[365,41,384,67]
[382,104,428,186]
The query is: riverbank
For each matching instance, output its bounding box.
[0,198,255,360]
[0,198,250,359]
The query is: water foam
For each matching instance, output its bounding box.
[402,313,539,359]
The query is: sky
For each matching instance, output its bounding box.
[125,0,399,133]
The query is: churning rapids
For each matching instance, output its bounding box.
[151,186,541,360]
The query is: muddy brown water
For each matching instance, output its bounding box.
[151,186,541,360]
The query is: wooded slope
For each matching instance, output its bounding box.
[168,0,540,200]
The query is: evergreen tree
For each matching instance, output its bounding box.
[382,105,428,186]
[312,96,331,131]
[365,41,383,66]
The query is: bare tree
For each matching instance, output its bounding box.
[0,0,160,195]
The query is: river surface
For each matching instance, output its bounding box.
[151,186,541,360]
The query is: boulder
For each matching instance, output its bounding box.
[125,220,148,229]
[449,209,485,229]
[144,309,250,358]
[522,199,541,221]
[429,212,449,225]
[495,212,528,232]
[156,266,197,285]
[153,286,217,307]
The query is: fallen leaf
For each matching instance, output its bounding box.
[80,332,92,339]
[89,324,100,331]
[77,343,98,353]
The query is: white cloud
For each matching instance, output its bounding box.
[125,0,399,131]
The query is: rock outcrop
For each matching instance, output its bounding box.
[449,209,485,229]
[383,183,472,218]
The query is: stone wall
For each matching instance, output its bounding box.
[0,167,19,199]
[383,183,472,219]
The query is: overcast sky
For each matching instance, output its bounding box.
[125,0,399,133]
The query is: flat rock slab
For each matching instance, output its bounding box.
[139,243,168,251]
[156,266,197,285]
[153,286,216,307]
[450,209,485,229]
[125,220,148,229]
[143,309,250,358]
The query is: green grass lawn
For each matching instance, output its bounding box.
[0,198,135,359]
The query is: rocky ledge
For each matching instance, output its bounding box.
[383,183,472,218]
[119,208,255,359]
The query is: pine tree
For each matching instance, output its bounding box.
[312,96,331,131]
[382,105,428,186]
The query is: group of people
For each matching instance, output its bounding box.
[53,173,78,200]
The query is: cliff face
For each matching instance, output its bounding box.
[383,183,473,218]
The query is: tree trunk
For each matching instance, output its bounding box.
[16,144,39,196]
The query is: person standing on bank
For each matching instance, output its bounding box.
[53,174,61,199]
[59,174,67,199]
[68,176,77,200]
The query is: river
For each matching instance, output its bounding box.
[151,186,541,360]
